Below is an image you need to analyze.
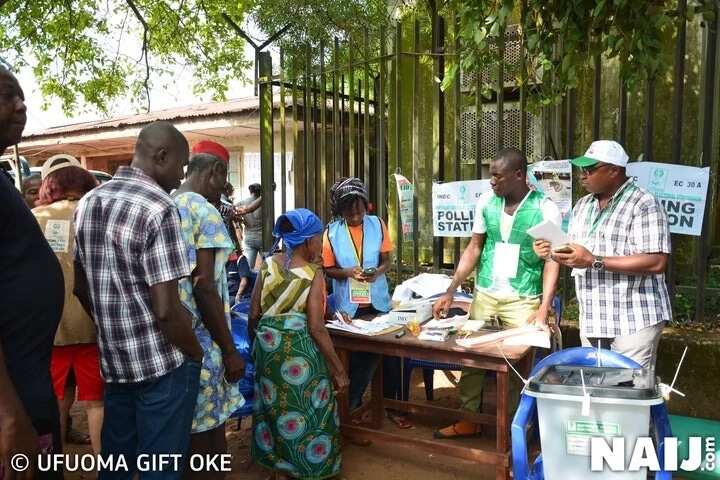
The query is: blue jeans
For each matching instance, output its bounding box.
[99,359,201,480]
[243,239,262,271]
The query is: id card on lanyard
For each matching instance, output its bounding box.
[493,242,520,279]
[585,181,632,241]
[346,222,371,304]
[573,181,632,277]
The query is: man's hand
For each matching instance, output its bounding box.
[432,292,454,319]
[552,243,594,269]
[222,350,245,383]
[526,307,550,332]
[533,240,552,260]
[187,339,204,363]
[1,412,39,480]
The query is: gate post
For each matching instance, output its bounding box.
[259,51,275,251]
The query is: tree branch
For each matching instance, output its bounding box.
[125,0,151,111]
[222,13,258,48]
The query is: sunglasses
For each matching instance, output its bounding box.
[579,163,610,175]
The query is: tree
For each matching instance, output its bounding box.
[0,0,252,114]
[443,0,718,105]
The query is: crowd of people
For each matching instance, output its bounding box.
[1,61,673,480]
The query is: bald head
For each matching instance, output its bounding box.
[132,121,189,192]
[0,65,27,152]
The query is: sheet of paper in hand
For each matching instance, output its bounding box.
[526,219,570,249]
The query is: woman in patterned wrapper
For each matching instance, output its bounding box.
[172,152,246,480]
[249,209,349,480]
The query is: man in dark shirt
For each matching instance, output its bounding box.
[0,65,65,479]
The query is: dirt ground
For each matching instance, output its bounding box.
[64,369,500,480]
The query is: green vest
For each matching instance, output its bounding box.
[476,190,545,297]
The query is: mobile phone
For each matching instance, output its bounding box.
[552,245,573,254]
[362,267,377,276]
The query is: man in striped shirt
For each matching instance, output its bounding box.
[534,140,671,370]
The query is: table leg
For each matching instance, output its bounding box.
[519,348,535,379]
[496,369,510,480]
[370,354,384,429]
[338,349,350,424]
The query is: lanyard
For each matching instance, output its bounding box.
[587,181,633,237]
[500,190,531,241]
[344,221,363,266]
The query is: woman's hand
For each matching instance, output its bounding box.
[331,369,350,394]
[345,267,365,282]
[336,311,352,324]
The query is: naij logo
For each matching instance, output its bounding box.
[591,436,717,473]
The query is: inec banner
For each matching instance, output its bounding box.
[626,162,710,236]
[432,180,492,237]
[529,160,572,231]
[393,173,414,240]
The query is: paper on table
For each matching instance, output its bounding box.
[418,329,450,342]
[455,325,550,348]
[459,320,485,334]
[402,273,456,299]
[326,315,403,336]
[424,313,470,331]
[503,329,551,349]
[526,219,570,249]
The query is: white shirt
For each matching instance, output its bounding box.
[472,190,562,297]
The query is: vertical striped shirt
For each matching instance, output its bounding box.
[569,179,672,337]
[74,166,191,383]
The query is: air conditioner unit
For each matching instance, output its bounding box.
[460,24,542,93]
[459,102,545,166]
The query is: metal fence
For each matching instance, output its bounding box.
[257,2,720,322]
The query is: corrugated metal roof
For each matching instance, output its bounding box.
[23,97,275,139]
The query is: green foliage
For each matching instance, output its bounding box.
[442,0,715,106]
[248,0,393,75]
[0,0,252,114]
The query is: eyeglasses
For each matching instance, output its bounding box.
[579,163,609,176]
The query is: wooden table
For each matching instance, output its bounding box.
[329,328,534,480]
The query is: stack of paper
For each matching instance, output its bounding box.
[326,314,403,336]
[424,313,471,331]
[458,320,486,336]
[418,329,450,342]
[455,325,550,349]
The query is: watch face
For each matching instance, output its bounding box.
[592,259,604,270]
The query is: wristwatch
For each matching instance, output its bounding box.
[591,256,605,271]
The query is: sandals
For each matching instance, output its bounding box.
[433,421,481,439]
[387,411,413,429]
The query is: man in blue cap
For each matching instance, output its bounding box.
[534,140,672,370]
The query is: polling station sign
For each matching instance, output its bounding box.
[432,180,492,237]
[626,162,710,236]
